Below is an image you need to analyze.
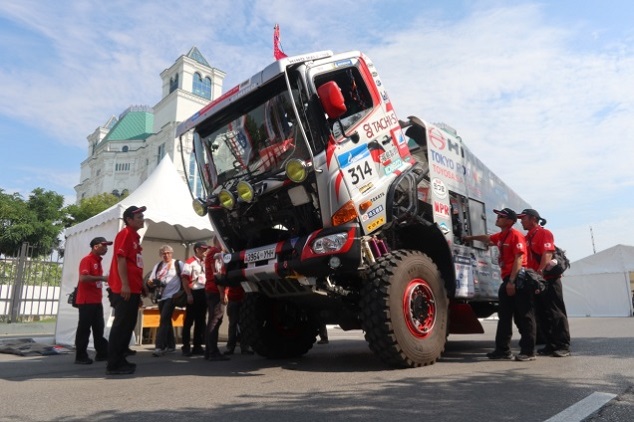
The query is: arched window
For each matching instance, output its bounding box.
[169,73,179,93]
[192,73,211,99]
[122,145,129,152]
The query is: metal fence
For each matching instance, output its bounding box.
[0,243,63,323]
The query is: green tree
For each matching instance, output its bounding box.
[0,188,66,256]
[64,192,122,226]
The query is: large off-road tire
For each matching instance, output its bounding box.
[361,250,449,368]
[239,293,318,359]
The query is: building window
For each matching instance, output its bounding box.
[122,145,129,152]
[115,163,131,172]
[96,169,101,176]
[158,143,166,164]
[169,73,179,93]
[192,73,211,99]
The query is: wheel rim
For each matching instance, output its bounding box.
[402,278,436,338]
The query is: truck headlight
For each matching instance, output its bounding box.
[311,233,349,254]
[236,181,255,203]
[218,189,235,209]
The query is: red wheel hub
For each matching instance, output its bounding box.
[402,278,436,338]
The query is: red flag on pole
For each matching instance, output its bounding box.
[273,24,288,60]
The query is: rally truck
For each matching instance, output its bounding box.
[176,50,530,368]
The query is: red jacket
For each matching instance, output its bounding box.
[204,247,222,293]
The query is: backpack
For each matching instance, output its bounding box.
[68,287,79,308]
[543,246,570,278]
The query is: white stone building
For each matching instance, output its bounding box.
[75,47,225,202]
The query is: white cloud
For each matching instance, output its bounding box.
[1,1,633,260]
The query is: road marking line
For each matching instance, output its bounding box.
[545,392,617,422]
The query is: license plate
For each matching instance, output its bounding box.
[244,247,276,263]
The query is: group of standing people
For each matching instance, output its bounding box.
[73,205,252,376]
[464,207,571,362]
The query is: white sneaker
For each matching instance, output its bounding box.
[152,348,166,357]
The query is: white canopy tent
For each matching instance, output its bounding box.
[55,156,214,346]
[562,244,634,317]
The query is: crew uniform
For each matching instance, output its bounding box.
[489,220,534,358]
[74,241,110,364]
[523,214,571,357]
[204,246,229,361]
[181,247,209,356]
[107,218,144,373]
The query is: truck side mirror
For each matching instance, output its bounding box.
[317,81,347,120]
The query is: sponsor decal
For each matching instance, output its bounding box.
[335,59,353,67]
[367,216,385,232]
[366,204,384,219]
[431,178,448,199]
[370,192,385,202]
[362,112,398,139]
[359,181,374,194]
[438,222,450,235]
[337,144,370,168]
[379,148,398,163]
[384,159,403,175]
[434,201,450,218]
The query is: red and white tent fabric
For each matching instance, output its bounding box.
[55,156,214,346]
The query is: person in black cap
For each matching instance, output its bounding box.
[519,208,570,357]
[106,205,147,375]
[464,208,536,361]
[74,237,113,365]
[181,241,210,356]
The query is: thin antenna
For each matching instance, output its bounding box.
[590,226,596,254]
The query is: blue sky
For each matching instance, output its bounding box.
[1,0,633,262]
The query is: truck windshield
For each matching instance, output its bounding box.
[195,78,310,189]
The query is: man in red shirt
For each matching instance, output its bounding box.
[519,208,570,357]
[106,205,146,375]
[203,237,229,361]
[464,208,536,361]
[74,236,112,365]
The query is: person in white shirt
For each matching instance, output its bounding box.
[180,242,209,356]
[148,245,185,357]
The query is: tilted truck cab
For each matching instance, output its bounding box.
[177,50,530,368]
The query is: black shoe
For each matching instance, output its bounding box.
[486,350,512,360]
[106,364,135,375]
[124,348,136,357]
[241,348,254,355]
[123,359,137,368]
[94,355,108,362]
[207,353,230,361]
[182,348,192,357]
[75,357,94,365]
[537,347,554,356]
[317,339,329,344]
[191,347,205,356]
[514,353,537,362]
[552,349,571,358]
[223,348,235,355]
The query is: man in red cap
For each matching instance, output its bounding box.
[464,208,536,361]
[74,236,112,365]
[106,205,147,375]
[518,208,570,357]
